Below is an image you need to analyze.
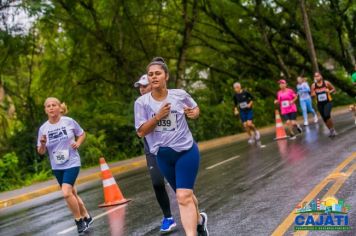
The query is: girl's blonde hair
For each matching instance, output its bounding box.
[44,97,68,115]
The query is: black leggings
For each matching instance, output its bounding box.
[146,153,172,218]
[317,102,333,122]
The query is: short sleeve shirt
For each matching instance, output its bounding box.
[37,116,84,170]
[277,88,298,115]
[233,90,253,111]
[134,89,197,155]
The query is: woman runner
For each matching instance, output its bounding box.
[296,76,318,126]
[37,97,92,234]
[134,57,209,236]
[134,74,176,233]
[311,72,337,137]
[274,79,303,139]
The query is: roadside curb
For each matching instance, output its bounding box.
[0,105,351,209]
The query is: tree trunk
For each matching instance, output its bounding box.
[300,0,319,73]
[176,0,198,88]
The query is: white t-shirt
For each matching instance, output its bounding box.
[37,116,84,170]
[134,89,198,155]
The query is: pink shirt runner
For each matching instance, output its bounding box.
[277,88,297,115]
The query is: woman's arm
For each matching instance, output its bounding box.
[137,103,171,138]
[310,84,316,96]
[37,135,47,155]
[326,81,336,93]
[72,132,86,149]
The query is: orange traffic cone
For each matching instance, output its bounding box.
[274,110,289,140]
[99,157,131,207]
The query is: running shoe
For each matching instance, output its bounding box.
[329,129,337,137]
[313,115,318,123]
[75,218,88,234]
[255,131,261,141]
[197,212,209,236]
[289,135,296,140]
[297,125,303,134]
[248,137,255,144]
[160,217,176,233]
[84,214,93,227]
[304,121,309,126]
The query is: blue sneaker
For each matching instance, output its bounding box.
[160,217,176,233]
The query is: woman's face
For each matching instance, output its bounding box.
[297,77,303,84]
[314,73,322,82]
[45,100,61,118]
[279,83,287,89]
[147,65,168,90]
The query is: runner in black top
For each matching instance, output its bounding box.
[233,82,261,143]
[311,72,337,137]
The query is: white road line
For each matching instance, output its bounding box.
[57,204,126,235]
[206,155,240,170]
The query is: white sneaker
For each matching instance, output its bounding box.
[304,121,309,126]
[248,138,255,144]
[313,115,318,123]
[255,131,261,140]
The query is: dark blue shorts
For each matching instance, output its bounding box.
[52,167,80,187]
[240,110,253,122]
[281,112,297,121]
[156,143,200,191]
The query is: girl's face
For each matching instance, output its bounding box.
[147,65,168,90]
[45,100,61,118]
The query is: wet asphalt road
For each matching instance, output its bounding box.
[0,112,355,236]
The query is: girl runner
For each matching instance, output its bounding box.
[311,72,337,137]
[296,76,318,126]
[134,74,176,233]
[37,97,92,234]
[274,79,303,139]
[134,57,209,236]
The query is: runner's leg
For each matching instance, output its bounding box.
[146,153,172,218]
[300,100,308,124]
[62,184,82,219]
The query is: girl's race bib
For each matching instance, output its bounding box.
[53,150,69,165]
[155,112,177,132]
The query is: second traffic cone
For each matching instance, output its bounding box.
[99,157,131,207]
[274,110,289,140]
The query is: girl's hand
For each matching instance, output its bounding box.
[71,142,81,149]
[184,107,198,119]
[40,135,47,146]
[156,103,171,120]
[274,100,279,104]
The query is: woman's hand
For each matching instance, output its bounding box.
[155,103,171,120]
[71,142,81,149]
[184,106,199,119]
[40,135,47,146]
[274,99,279,104]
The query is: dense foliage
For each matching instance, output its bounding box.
[0,0,355,191]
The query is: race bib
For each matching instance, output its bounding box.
[281,101,290,108]
[239,102,248,109]
[155,112,177,132]
[53,150,69,165]
[318,93,327,102]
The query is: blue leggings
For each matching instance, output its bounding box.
[299,98,316,122]
[156,143,200,191]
